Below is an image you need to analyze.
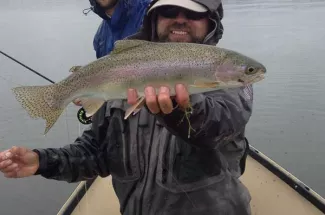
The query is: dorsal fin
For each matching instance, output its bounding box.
[69,66,82,73]
[111,40,151,55]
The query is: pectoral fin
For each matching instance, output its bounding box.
[124,96,145,120]
[78,98,106,117]
[190,80,220,88]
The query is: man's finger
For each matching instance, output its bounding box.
[1,163,18,173]
[73,98,83,106]
[0,150,12,161]
[158,86,173,114]
[175,84,190,109]
[144,86,160,114]
[127,88,138,105]
[0,159,12,170]
[4,171,18,178]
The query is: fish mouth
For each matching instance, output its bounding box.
[249,73,265,84]
[254,74,265,82]
[239,73,265,85]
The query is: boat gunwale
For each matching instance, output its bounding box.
[248,144,325,213]
[57,179,95,215]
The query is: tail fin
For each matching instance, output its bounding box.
[12,85,64,135]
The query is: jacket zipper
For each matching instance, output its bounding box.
[138,116,156,214]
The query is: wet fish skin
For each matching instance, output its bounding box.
[11,39,266,135]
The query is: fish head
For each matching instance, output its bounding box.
[214,51,266,86]
[235,62,266,85]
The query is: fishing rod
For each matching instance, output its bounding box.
[0,50,92,125]
[0,50,55,84]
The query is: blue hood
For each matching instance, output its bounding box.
[90,0,151,58]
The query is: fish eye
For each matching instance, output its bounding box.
[245,67,256,75]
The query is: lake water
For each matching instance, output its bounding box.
[0,0,324,214]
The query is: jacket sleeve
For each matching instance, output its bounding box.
[156,85,254,148]
[93,21,105,59]
[33,104,111,183]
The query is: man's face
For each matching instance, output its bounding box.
[155,6,210,43]
[96,0,118,10]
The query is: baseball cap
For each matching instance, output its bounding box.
[147,0,208,14]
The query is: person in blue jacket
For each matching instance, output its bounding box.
[89,0,152,58]
[73,0,151,106]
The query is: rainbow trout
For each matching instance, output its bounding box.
[11,40,266,135]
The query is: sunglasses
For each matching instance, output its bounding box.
[155,6,208,20]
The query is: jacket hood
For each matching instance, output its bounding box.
[127,0,224,45]
[89,0,138,20]
[89,0,110,20]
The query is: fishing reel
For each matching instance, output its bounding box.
[77,107,92,125]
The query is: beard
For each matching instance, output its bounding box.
[157,23,205,43]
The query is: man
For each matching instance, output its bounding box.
[0,0,253,214]
[89,0,151,58]
[74,0,151,106]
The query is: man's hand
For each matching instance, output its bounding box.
[0,146,39,178]
[73,98,83,106]
[127,84,190,114]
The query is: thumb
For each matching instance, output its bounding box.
[73,98,83,106]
